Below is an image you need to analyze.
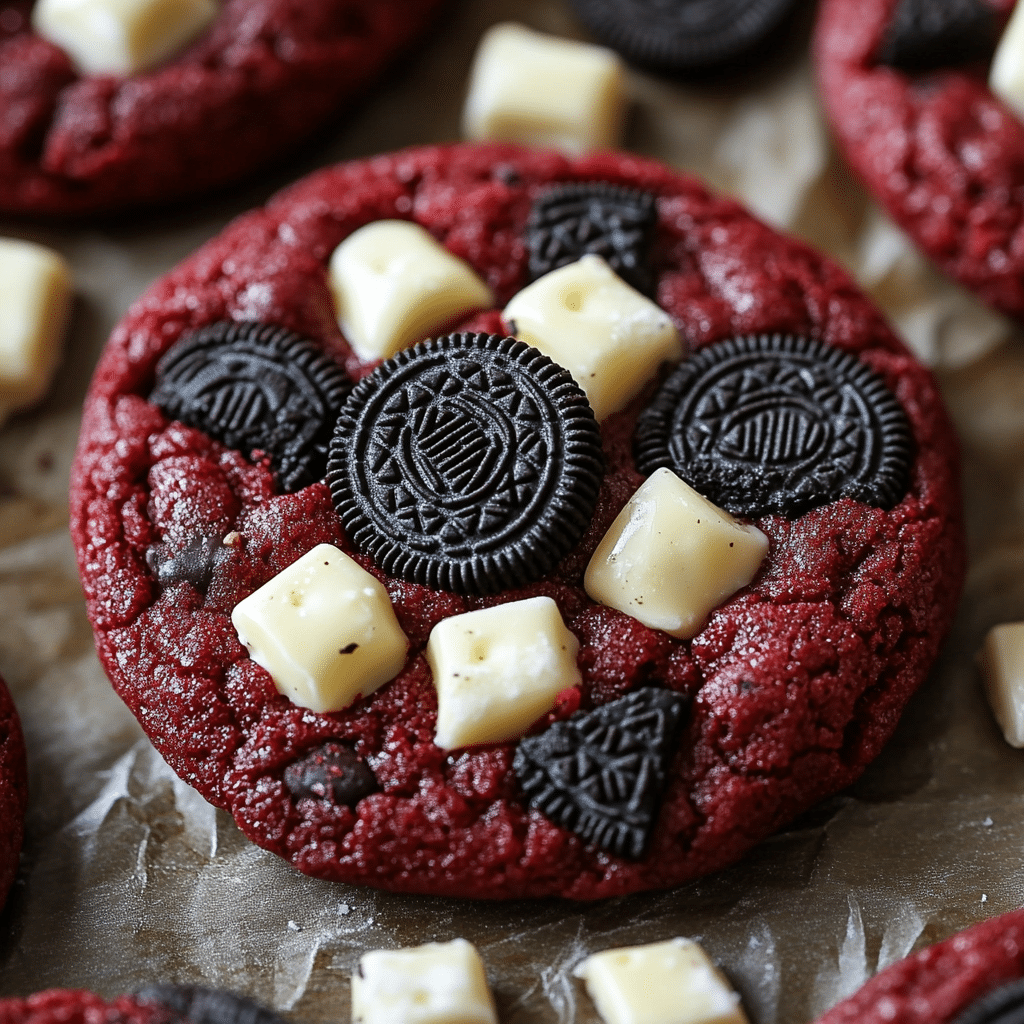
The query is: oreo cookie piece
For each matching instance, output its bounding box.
[634,333,913,519]
[283,742,380,806]
[0,674,26,912]
[145,534,233,593]
[327,332,604,596]
[135,987,286,1024]
[953,980,1024,1024]
[526,182,658,295]
[514,687,689,860]
[566,0,802,74]
[875,0,999,72]
[150,322,351,494]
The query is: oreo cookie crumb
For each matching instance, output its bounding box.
[875,0,998,73]
[633,334,913,519]
[283,742,379,806]
[951,979,1024,1024]
[150,321,351,493]
[146,534,232,593]
[527,182,657,295]
[327,332,604,596]
[135,986,287,1024]
[514,687,689,859]
[566,0,802,74]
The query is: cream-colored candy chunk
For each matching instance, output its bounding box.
[575,938,749,1024]
[426,596,580,750]
[352,938,498,1024]
[231,543,408,714]
[504,255,680,420]
[585,468,768,640]
[979,621,1024,747]
[990,1,1024,120]
[0,238,72,420]
[463,22,625,155]
[329,220,494,363]
[32,0,218,77]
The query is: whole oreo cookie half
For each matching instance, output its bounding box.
[150,321,351,494]
[566,0,802,74]
[526,182,658,295]
[633,333,913,518]
[327,332,604,596]
[875,0,999,72]
[514,687,689,860]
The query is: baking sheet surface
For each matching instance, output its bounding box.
[1,2,1022,1022]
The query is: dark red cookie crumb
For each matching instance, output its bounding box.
[814,910,1024,1024]
[0,675,27,911]
[70,142,965,900]
[814,0,1024,319]
[0,0,445,217]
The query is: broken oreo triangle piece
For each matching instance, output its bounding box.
[513,687,689,860]
[875,0,999,72]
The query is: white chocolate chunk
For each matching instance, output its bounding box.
[990,1,1024,120]
[32,0,218,77]
[426,596,580,750]
[329,220,495,363]
[585,468,768,640]
[231,543,408,714]
[503,255,681,421]
[0,238,72,417]
[575,938,749,1024]
[979,621,1024,747]
[352,938,498,1024]
[463,22,626,155]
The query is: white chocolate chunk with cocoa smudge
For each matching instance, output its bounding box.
[991,1,1024,120]
[329,220,494,363]
[231,543,408,714]
[463,22,626,155]
[32,0,218,77]
[979,621,1024,747]
[426,596,580,750]
[575,937,750,1024]
[352,938,498,1024]
[585,468,768,640]
[503,254,681,420]
[0,238,72,421]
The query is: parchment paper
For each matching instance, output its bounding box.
[1,2,1022,1022]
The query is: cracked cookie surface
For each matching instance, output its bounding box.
[70,142,965,899]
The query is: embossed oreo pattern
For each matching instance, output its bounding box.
[514,688,689,860]
[634,334,913,518]
[150,322,351,494]
[526,182,658,295]
[328,332,604,595]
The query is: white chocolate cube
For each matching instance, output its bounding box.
[351,939,498,1024]
[32,0,218,77]
[585,468,768,640]
[231,544,408,714]
[575,938,749,1024]
[328,220,494,363]
[979,621,1024,747]
[426,596,581,750]
[991,1,1024,120]
[503,255,681,420]
[463,22,626,155]
[0,238,72,417]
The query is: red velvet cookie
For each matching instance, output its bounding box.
[0,0,445,217]
[814,0,1024,320]
[0,674,26,911]
[69,142,965,900]
[815,909,1024,1024]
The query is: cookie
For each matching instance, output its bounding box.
[70,141,965,900]
[814,0,1024,319]
[813,909,1024,1024]
[0,987,285,1024]
[0,0,446,217]
[0,674,27,911]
